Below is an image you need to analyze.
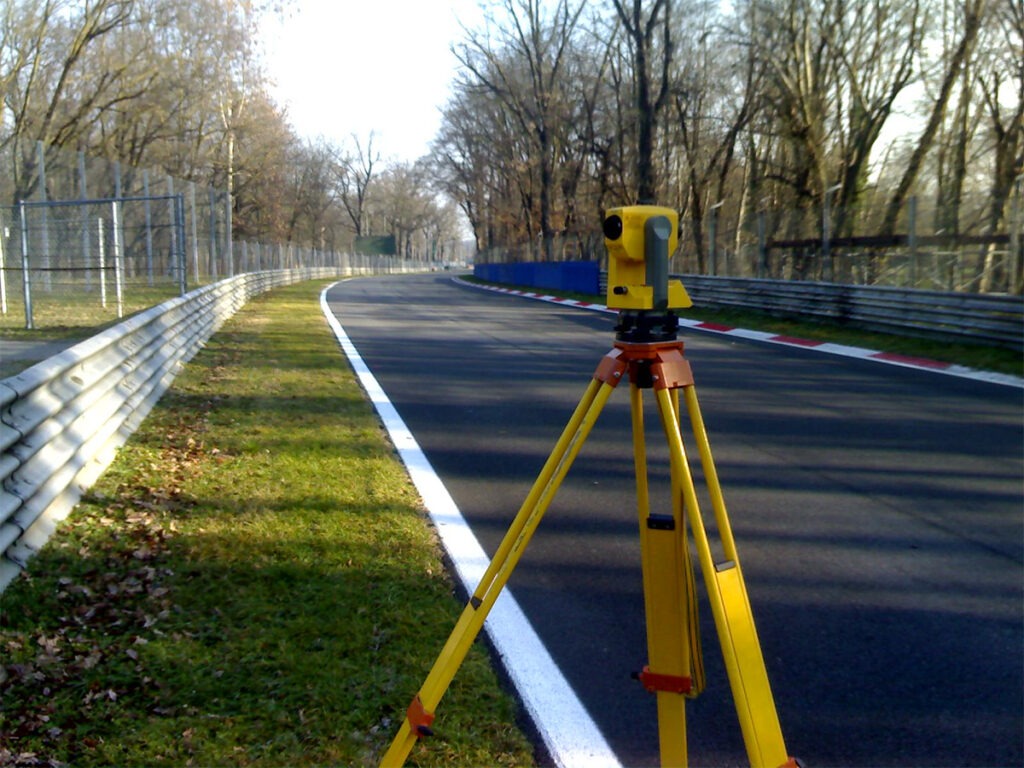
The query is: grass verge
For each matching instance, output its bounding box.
[0,280,535,767]
[0,284,184,332]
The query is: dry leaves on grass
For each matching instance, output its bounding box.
[0,423,203,762]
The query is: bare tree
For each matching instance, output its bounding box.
[434,82,539,252]
[745,0,923,228]
[227,93,294,243]
[1,0,133,201]
[671,0,759,269]
[977,0,1023,289]
[371,162,437,258]
[453,0,586,258]
[334,132,380,238]
[880,0,988,235]
[432,92,492,251]
[610,0,674,203]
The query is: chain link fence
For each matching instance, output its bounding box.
[477,185,1024,296]
[689,189,1022,294]
[0,141,433,330]
[2,195,188,329]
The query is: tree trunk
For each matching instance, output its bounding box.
[881,0,986,236]
[613,0,672,203]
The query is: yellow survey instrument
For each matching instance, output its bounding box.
[381,206,797,768]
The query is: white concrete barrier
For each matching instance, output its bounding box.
[0,268,341,590]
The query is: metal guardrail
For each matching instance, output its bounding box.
[0,267,348,590]
[676,275,1024,351]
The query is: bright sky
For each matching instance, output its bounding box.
[259,0,485,163]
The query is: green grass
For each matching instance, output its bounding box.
[0,282,185,332]
[680,304,1023,375]
[0,283,189,377]
[0,280,535,767]
[463,276,1023,376]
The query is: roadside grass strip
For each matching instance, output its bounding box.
[0,281,535,767]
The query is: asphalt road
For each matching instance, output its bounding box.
[324,274,1023,767]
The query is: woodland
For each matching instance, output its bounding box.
[1,0,1021,286]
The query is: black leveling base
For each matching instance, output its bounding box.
[615,309,680,344]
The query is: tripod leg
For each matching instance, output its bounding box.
[632,383,703,767]
[680,385,737,560]
[668,388,706,698]
[655,385,790,768]
[381,377,616,767]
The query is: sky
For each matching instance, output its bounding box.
[259,0,486,164]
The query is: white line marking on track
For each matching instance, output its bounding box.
[320,284,622,768]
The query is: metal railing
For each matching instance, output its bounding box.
[0,267,388,590]
[1,194,423,331]
[678,275,1024,351]
[585,271,1024,349]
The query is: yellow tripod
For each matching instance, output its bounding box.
[381,205,796,767]
[380,333,797,768]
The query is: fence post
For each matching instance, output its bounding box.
[18,201,33,330]
[166,178,184,295]
[708,201,723,276]
[188,182,200,285]
[143,170,154,286]
[0,210,7,315]
[113,162,126,291]
[757,210,767,278]
[908,196,918,289]
[36,142,51,293]
[208,187,218,280]
[79,151,91,290]
[166,176,175,289]
[176,193,187,295]
[226,187,234,277]
[822,184,840,282]
[97,217,107,308]
[1011,176,1022,294]
[111,200,124,318]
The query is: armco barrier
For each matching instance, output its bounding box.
[679,275,1024,351]
[0,268,343,590]
[585,268,1021,351]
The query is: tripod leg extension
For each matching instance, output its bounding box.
[380,376,617,767]
[655,385,791,768]
[631,383,705,767]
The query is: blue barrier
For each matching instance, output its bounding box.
[474,261,600,295]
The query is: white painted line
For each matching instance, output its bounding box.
[320,285,621,768]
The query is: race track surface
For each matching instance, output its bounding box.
[325,274,1023,767]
